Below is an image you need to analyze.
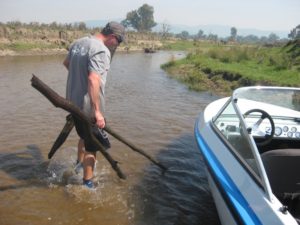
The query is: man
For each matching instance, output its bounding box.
[63,21,125,188]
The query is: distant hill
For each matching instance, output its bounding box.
[154,24,289,39]
[84,19,289,39]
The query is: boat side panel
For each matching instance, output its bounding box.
[195,112,298,225]
[207,173,238,225]
[195,119,262,225]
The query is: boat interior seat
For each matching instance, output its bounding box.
[262,149,300,217]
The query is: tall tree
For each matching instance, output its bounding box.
[268,33,279,43]
[177,31,190,40]
[122,4,156,32]
[208,34,218,42]
[160,21,171,39]
[288,24,300,40]
[122,11,140,30]
[196,29,205,39]
[230,27,237,41]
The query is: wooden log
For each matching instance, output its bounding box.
[31,74,167,177]
[31,74,126,179]
[104,126,167,171]
[49,113,167,171]
[48,114,74,159]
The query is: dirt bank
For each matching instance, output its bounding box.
[0,48,67,56]
[0,39,164,57]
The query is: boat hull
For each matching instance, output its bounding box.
[194,98,298,225]
[207,172,238,225]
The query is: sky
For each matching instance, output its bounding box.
[0,0,299,32]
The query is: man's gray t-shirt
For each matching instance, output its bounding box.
[66,36,111,117]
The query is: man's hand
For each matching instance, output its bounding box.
[95,111,105,128]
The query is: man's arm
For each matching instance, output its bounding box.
[88,72,105,128]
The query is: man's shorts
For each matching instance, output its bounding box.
[72,115,111,152]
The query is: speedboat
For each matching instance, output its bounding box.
[195,86,300,225]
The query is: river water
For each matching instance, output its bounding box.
[0,51,220,225]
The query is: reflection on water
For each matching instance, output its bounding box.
[132,134,219,225]
[0,52,220,225]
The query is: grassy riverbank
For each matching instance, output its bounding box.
[0,23,171,56]
[162,40,300,95]
[0,35,165,56]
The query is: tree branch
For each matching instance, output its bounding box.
[31,74,167,178]
[31,74,126,179]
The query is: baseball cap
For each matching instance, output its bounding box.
[102,21,125,43]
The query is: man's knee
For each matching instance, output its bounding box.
[84,151,96,160]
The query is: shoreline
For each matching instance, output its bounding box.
[0,48,67,57]
[0,46,149,57]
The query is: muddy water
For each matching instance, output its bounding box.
[0,52,220,225]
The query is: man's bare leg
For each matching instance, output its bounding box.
[83,151,96,187]
[77,139,85,163]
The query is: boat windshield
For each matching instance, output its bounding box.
[213,100,261,178]
[233,87,300,118]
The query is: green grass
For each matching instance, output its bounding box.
[162,40,197,51]
[186,53,299,85]
[161,40,300,95]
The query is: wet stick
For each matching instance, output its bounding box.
[31,74,126,179]
[31,74,167,177]
[48,114,74,159]
[50,114,167,171]
[104,125,167,171]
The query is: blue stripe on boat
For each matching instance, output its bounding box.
[195,120,262,225]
